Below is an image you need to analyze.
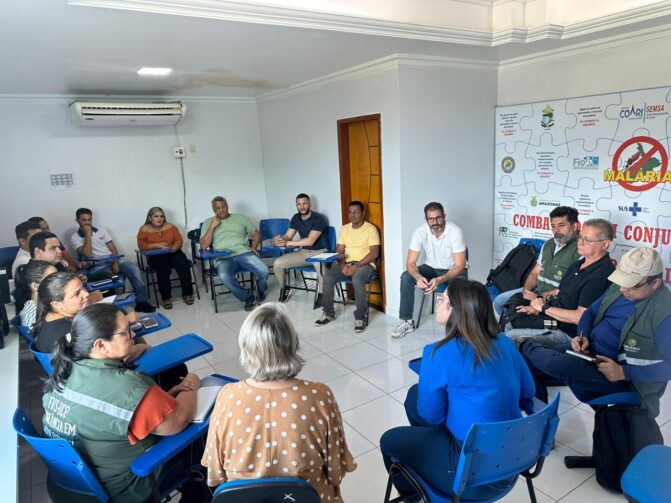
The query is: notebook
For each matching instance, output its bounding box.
[192,385,223,423]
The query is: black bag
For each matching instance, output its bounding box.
[487,243,539,292]
[593,404,663,492]
[500,292,558,330]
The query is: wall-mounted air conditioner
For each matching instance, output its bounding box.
[69,101,186,127]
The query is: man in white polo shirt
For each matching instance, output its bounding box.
[391,202,467,338]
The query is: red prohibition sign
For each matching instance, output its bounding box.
[611,136,668,192]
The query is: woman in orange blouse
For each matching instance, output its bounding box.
[137,207,193,309]
[202,303,357,501]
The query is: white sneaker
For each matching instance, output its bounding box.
[392,320,415,338]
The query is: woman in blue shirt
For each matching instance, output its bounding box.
[380,279,535,496]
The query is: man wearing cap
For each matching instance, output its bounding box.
[518,247,671,418]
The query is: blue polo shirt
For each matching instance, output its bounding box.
[289,212,328,250]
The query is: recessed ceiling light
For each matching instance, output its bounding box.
[137,67,173,77]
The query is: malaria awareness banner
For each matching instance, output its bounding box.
[494,85,671,284]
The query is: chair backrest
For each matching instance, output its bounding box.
[29,342,53,374]
[259,219,290,242]
[452,393,560,496]
[519,238,545,253]
[327,226,337,253]
[11,316,36,345]
[0,245,19,268]
[213,477,320,502]
[13,408,109,502]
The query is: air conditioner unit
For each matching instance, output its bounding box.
[69,101,186,127]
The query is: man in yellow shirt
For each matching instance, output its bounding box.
[315,201,380,333]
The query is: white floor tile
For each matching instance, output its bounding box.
[367,332,427,357]
[211,357,247,381]
[298,354,352,382]
[356,358,419,393]
[557,475,624,502]
[389,385,412,405]
[499,477,555,503]
[326,373,386,412]
[303,328,363,353]
[554,408,595,456]
[328,342,394,371]
[532,444,595,500]
[340,448,394,503]
[342,422,376,458]
[203,336,242,366]
[342,396,408,446]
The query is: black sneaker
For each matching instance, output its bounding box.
[135,301,156,313]
[244,296,257,312]
[313,293,323,310]
[258,291,266,303]
[315,312,335,326]
[278,287,291,303]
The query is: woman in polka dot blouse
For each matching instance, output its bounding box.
[202,303,357,501]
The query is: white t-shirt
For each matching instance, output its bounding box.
[70,227,114,258]
[11,248,31,278]
[409,221,466,270]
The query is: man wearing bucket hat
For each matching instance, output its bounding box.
[518,247,671,417]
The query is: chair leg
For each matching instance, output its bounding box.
[525,478,537,503]
[416,293,426,329]
[191,264,201,300]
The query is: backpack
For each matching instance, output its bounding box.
[593,404,663,492]
[487,243,539,292]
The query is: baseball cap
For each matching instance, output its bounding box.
[608,247,664,288]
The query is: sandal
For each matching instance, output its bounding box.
[184,296,194,305]
[163,299,173,309]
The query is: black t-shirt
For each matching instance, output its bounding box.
[289,211,328,250]
[35,317,72,353]
[557,254,615,336]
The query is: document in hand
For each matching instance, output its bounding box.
[192,385,223,423]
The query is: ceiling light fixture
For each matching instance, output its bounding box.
[137,67,173,77]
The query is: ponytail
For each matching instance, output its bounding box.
[44,303,122,392]
[14,260,54,315]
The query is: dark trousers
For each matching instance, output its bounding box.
[520,341,631,403]
[148,250,193,301]
[380,384,461,495]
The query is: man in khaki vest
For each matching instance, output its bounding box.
[518,247,671,418]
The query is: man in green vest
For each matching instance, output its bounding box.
[494,206,580,315]
[518,247,671,418]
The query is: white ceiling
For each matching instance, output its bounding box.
[2,0,671,98]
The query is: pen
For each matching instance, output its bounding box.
[579,331,584,348]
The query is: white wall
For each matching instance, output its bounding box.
[498,33,671,105]
[0,98,266,259]
[258,68,404,315]
[398,65,498,286]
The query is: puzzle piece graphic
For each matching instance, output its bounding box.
[495,104,533,154]
[605,88,670,142]
[519,100,576,148]
[565,94,620,151]
[557,138,611,189]
[523,133,569,193]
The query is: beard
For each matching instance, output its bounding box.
[555,232,574,245]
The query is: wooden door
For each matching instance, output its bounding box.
[337,114,385,311]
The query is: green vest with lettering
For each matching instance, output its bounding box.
[42,359,162,502]
[593,284,671,417]
[537,239,579,293]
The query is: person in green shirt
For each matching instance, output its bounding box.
[200,196,269,311]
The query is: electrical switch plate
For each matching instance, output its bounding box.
[173,146,186,158]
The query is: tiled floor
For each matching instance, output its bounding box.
[17,277,671,502]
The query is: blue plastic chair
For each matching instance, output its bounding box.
[0,245,19,268]
[213,477,320,502]
[621,444,671,503]
[11,315,35,345]
[13,408,110,502]
[284,226,336,304]
[30,341,53,374]
[384,393,561,503]
[519,238,545,253]
[259,218,291,260]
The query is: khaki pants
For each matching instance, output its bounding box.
[273,249,326,292]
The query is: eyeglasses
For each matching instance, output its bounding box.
[426,216,444,224]
[578,236,606,244]
[626,278,656,290]
[436,294,451,308]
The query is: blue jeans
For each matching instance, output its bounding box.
[520,341,631,403]
[493,287,523,315]
[380,384,461,495]
[91,261,148,303]
[215,252,269,302]
[399,265,448,321]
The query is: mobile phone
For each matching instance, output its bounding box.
[566,350,596,363]
[115,292,132,301]
[140,317,159,330]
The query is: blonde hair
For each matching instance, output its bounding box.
[238,303,304,381]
